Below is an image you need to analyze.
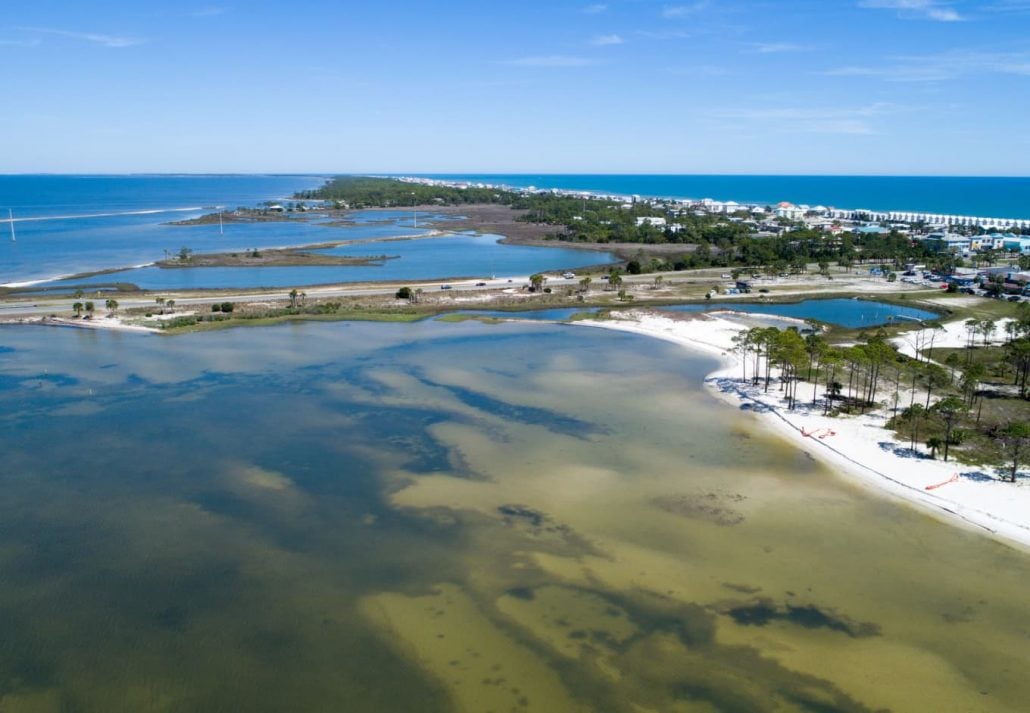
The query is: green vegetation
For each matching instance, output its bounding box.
[300,176,956,274]
[731,306,1030,480]
[433,313,503,324]
[154,298,430,333]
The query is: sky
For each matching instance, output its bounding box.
[1,0,1029,175]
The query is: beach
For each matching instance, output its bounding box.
[575,310,1030,551]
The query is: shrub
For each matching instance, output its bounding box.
[221,302,235,313]
[396,286,412,300]
[211,304,222,312]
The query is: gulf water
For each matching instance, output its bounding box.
[0,175,616,287]
[411,173,1030,219]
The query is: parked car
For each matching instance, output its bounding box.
[562,272,575,279]
[440,284,452,290]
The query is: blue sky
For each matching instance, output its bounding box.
[2,0,1029,175]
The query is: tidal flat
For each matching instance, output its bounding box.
[0,320,1028,712]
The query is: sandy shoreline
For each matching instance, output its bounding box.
[574,310,1030,552]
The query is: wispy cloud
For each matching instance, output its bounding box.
[749,42,813,54]
[582,3,608,13]
[0,38,41,47]
[634,29,691,40]
[503,55,595,67]
[822,49,1030,81]
[662,2,710,19]
[715,103,900,135]
[591,33,624,46]
[981,0,1030,12]
[666,64,730,77]
[188,6,229,17]
[858,0,964,22]
[20,27,146,48]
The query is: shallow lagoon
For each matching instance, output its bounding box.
[662,298,939,328]
[451,298,939,328]
[47,232,615,291]
[0,321,1028,712]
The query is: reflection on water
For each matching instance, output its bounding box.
[0,321,1028,712]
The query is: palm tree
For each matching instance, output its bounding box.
[105,298,119,314]
[165,299,175,313]
[84,301,95,318]
[529,274,545,292]
[579,276,592,293]
[289,289,299,308]
[72,302,83,317]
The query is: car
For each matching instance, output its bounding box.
[1008,295,1021,302]
[758,288,770,293]
[562,272,576,279]
[440,284,452,290]
[475,282,487,287]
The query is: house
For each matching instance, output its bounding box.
[1002,237,1030,254]
[635,216,667,228]
[774,201,805,220]
[924,233,971,253]
[854,225,889,236]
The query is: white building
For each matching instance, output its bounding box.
[635,216,667,228]
[774,202,805,220]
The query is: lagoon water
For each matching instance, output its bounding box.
[48,231,615,291]
[662,298,939,328]
[457,298,939,329]
[1,319,1028,712]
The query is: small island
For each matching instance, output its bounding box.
[155,246,396,268]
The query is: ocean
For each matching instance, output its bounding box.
[3,173,1028,288]
[0,175,619,287]
[408,174,1030,220]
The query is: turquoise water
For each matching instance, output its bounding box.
[1,320,1029,711]
[48,232,614,290]
[412,174,1030,220]
[661,298,939,328]
[449,298,938,328]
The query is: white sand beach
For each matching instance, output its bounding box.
[575,310,1030,551]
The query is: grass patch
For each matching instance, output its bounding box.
[434,313,504,324]
[156,309,430,334]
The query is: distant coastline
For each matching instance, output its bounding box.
[397,173,1030,222]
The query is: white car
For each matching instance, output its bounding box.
[562,272,576,279]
